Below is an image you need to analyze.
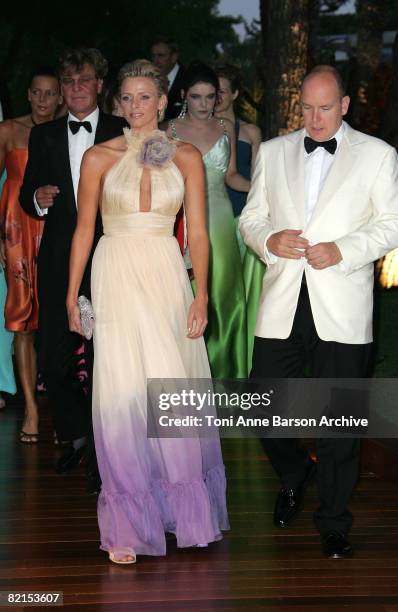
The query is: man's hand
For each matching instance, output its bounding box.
[305,242,342,269]
[36,185,60,208]
[267,229,309,259]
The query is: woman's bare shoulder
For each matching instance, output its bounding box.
[175,140,202,163]
[0,117,29,136]
[0,117,30,148]
[96,134,127,153]
[86,136,126,159]
[0,119,13,139]
[173,142,203,182]
[82,137,125,174]
[240,120,262,142]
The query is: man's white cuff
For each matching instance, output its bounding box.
[264,231,278,264]
[33,190,48,216]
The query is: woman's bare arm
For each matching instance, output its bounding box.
[66,147,104,331]
[175,143,209,338]
[247,123,262,175]
[223,119,250,192]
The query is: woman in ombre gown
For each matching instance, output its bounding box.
[167,62,250,379]
[0,69,62,439]
[67,60,229,564]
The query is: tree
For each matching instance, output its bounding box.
[260,0,310,138]
[380,32,398,148]
[349,0,391,131]
[0,0,238,116]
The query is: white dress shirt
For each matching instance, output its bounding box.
[167,63,179,89]
[34,106,99,215]
[264,123,345,262]
[304,123,344,224]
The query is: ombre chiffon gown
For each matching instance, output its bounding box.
[91,129,229,560]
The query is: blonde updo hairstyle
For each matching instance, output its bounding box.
[117,59,168,98]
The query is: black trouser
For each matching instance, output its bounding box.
[251,283,371,535]
[37,305,91,443]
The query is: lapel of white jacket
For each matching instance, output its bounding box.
[284,128,306,227]
[306,122,363,228]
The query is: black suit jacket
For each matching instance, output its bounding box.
[165,65,186,120]
[19,111,126,309]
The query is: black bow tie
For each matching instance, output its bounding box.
[304,136,337,155]
[68,120,92,135]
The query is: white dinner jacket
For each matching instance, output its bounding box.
[239,122,398,344]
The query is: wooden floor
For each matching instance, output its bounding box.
[1,394,398,611]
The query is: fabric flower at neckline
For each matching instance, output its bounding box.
[138,132,176,169]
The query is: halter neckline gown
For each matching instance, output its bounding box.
[91,129,229,560]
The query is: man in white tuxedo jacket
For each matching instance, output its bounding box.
[239,65,398,559]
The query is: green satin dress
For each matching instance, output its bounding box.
[226,120,266,372]
[170,121,248,378]
[203,133,247,378]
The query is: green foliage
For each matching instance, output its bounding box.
[355,0,398,29]
[318,14,358,34]
[0,0,239,115]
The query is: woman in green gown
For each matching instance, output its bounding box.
[167,62,250,378]
[214,64,265,372]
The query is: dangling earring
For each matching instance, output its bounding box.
[157,108,165,122]
[208,108,214,120]
[178,99,187,119]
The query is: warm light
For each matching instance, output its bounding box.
[378,250,398,288]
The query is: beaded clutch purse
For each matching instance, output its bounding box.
[77,295,95,340]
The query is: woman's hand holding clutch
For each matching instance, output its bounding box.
[67,296,95,340]
[67,300,84,337]
[187,295,208,339]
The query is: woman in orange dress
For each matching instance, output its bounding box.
[0,69,62,442]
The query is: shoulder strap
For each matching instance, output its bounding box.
[218,118,227,136]
[235,119,240,139]
[170,119,177,140]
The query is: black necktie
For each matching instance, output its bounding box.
[68,120,92,135]
[304,136,337,155]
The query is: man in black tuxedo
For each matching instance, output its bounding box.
[151,36,185,120]
[20,47,126,489]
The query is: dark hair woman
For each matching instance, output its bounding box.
[165,61,250,378]
[0,69,62,433]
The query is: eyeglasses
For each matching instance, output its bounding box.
[61,76,97,88]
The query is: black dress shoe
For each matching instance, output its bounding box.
[86,474,101,495]
[274,488,302,527]
[86,468,101,495]
[56,445,86,474]
[322,532,352,559]
[274,459,316,528]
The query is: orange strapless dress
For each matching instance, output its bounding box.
[0,149,44,331]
